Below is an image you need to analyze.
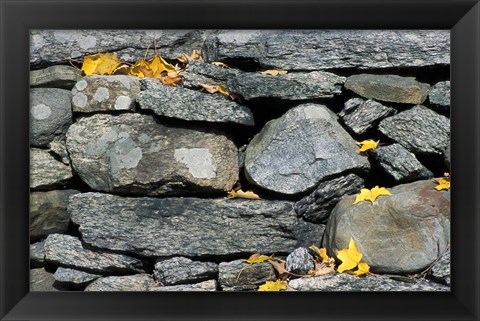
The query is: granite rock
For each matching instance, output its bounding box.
[53,267,101,288]
[339,98,396,135]
[30,241,46,268]
[85,274,155,291]
[149,279,217,291]
[285,247,315,275]
[30,148,73,190]
[430,249,450,286]
[153,257,218,285]
[30,268,60,291]
[429,81,450,110]
[30,65,83,89]
[218,259,276,291]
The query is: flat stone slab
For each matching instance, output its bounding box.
[344,74,431,105]
[203,30,449,70]
[218,259,276,291]
[150,279,217,291]
[53,267,101,287]
[339,98,396,135]
[66,113,238,195]
[44,234,144,274]
[30,65,83,89]
[69,192,324,258]
[137,79,254,125]
[30,148,73,190]
[154,257,218,286]
[85,274,155,291]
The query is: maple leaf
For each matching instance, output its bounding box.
[337,238,363,273]
[353,186,392,204]
[356,140,379,152]
[81,53,120,76]
[435,174,450,191]
[258,279,287,291]
[243,253,273,264]
[211,61,230,68]
[259,69,288,76]
[310,245,335,265]
[227,189,261,200]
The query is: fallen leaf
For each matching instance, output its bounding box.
[356,140,379,152]
[243,253,273,264]
[161,75,183,86]
[178,50,202,63]
[435,176,450,191]
[337,237,363,273]
[199,83,233,98]
[258,279,287,291]
[353,186,393,204]
[352,261,371,276]
[81,53,120,76]
[259,69,288,76]
[227,189,261,200]
[211,61,230,68]
[306,261,336,277]
[310,245,335,265]
[268,260,289,277]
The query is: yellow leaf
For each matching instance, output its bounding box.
[337,238,363,273]
[353,186,392,204]
[243,253,273,264]
[310,245,334,264]
[161,75,183,86]
[211,61,230,68]
[81,53,120,76]
[259,69,288,76]
[200,83,236,100]
[435,176,450,191]
[356,139,379,152]
[352,262,371,276]
[178,50,202,63]
[258,279,287,291]
[227,189,261,200]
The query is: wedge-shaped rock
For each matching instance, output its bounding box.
[30,148,73,190]
[66,113,238,195]
[53,267,101,288]
[69,193,324,257]
[154,257,218,285]
[72,76,140,112]
[85,274,155,291]
[323,180,450,274]
[378,105,450,155]
[203,30,449,70]
[218,259,275,291]
[339,98,396,135]
[30,65,83,89]
[344,74,430,105]
[150,279,217,291]
[137,80,254,125]
[44,234,144,274]
[245,104,370,194]
[429,81,450,110]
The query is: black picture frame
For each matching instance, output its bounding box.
[1,0,479,320]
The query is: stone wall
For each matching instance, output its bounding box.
[29,30,450,292]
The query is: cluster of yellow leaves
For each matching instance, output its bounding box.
[353,186,392,204]
[337,238,371,276]
[435,173,450,191]
[258,279,287,291]
[356,139,379,152]
[227,189,261,200]
[259,69,288,76]
[307,245,336,277]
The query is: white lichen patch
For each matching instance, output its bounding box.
[174,148,216,179]
[31,104,52,120]
[72,92,88,109]
[108,76,132,90]
[138,133,151,144]
[31,34,45,49]
[77,35,97,50]
[93,87,110,103]
[70,50,82,59]
[114,96,132,110]
[86,129,118,156]
[110,137,143,173]
[75,79,88,91]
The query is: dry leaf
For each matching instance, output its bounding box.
[178,50,202,63]
[211,61,230,68]
[199,83,233,98]
[307,261,336,277]
[310,245,335,265]
[258,279,287,291]
[243,253,273,264]
[81,53,120,76]
[161,75,183,86]
[356,140,379,152]
[337,237,363,273]
[353,186,392,204]
[259,69,288,76]
[351,261,371,276]
[268,260,289,277]
[227,189,261,200]
[435,175,450,191]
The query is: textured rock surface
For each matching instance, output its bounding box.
[137,80,254,125]
[431,249,450,286]
[203,30,449,70]
[444,144,451,169]
[323,180,450,274]
[48,139,71,165]
[30,30,206,66]
[30,65,83,89]
[429,81,450,110]
[30,88,72,147]
[69,193,324,257]
[30,189,80,240]
[72,76,140,112]
[53,267,101,287]
[285,248,315,275]
[154,257,218,285]
[218,259,276,291]
[245,104,370,194]
[378,105,450,155]
[66,113,238,195]
[85,274,155,291]
[288,273,449,291]
[339,98,396,135]
[150,279,217,291]
[44,234,144,274]
[30,241,46,268]
[30,148,73,190]
[30,268,60,291]
[370,144,433,183]
[294,174,364,223]
[344,74,430,105]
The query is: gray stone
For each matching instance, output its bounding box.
[48,139,71,165]
[153,257,218,285]
[370,144,433,183]
[339,99,396,135]
[66,113,238,195]
[288,273,449,291]
[183,60,345,100]
[218,259,276,291]
[444,144,451,169]
[71,76,140,112]
[244,104,370,195]
[30,241,46,268]
[344,74,430,105]
[429,81,450,110]
[85,274,155,291]
[137,79,254,125]
[203,30,449,70]
[30,148,73,190]
[30,65,83,89]
[431,249,450,286]
[29,189,80,240]
[338,98,365,118]
[285,248,315,275]
[69,193,324,257]
[378,105,450,155]
[44,234,144,274]
[294,174,364,223]
[149,279,217,291]
[30,30,207,67]
[323,180,450,274]
[30,88,72,147]
[30,268,59,291]
[53,267,101,287]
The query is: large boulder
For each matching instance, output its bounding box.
[244,104,370,195]
[65,113,238,195]
[68,192,325,257]
[323,180,450,274]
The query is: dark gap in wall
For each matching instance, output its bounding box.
[63,174,92,192]
[215,58,263,72]
[416,154,448,177]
